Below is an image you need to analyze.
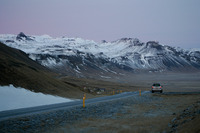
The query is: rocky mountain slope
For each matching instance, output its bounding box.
[0,42,82,98]
[0,32,200,78]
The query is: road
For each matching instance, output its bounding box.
[0,91,143,122]
[1,91,200,133]
[1,91,199,122]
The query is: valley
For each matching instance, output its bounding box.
[0,33,200,133]
[1,0,200,132]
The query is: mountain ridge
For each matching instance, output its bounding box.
[0,32,200,79]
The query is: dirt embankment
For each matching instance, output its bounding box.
[169,98,200,133]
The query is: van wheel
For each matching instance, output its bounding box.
[160,90,163,93]
[152,90,154,93]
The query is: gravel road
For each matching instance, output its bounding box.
[0,92,199,133]
[0,91,152,133]
[0,91,142,121]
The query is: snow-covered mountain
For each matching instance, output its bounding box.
[0,32,200,78]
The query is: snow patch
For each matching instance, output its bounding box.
[0,85,74,112]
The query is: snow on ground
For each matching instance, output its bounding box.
[0,85,74,112]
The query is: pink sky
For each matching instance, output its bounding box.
[0,0,200,49]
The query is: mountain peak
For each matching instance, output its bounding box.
[16,32,27,40]
[117,37,138,42]
[101,40,107,43]
[16,32,33,41]
[0,33,200,75]
[113,38,144,46]
[146,41,163,50]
